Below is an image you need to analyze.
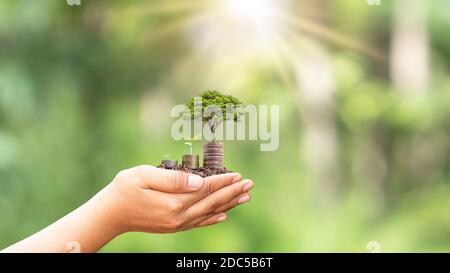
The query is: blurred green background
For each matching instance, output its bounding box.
[1,0,450,252]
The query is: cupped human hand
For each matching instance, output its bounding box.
[95,165,254,234]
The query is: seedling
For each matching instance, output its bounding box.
[182,134,201,169]
[184,134,201,155]
[184,142,193,155]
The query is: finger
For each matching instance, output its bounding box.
[205,173,242,192]
[195,213,228,228]
[125,165,204,193]
[180,212,214,230]
[180,173,242,206]
[184,179,254,221]
[213,193,251,214]
[183,213,227,231]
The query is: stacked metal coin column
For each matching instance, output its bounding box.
[161,159,177,168]
[182,155,199,169]
[203,141,224,169]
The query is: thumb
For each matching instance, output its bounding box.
[131,165,205,193]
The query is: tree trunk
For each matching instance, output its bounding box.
[295,41,339,204]
[391,0,429,94]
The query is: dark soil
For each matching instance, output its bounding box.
[158,164,231,178]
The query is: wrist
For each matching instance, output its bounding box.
[86,185,127,241]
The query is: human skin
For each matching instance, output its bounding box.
[1,165,253,253]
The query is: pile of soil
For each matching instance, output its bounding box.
[158,164,231,178]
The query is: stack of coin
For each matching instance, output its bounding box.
[162,160,178,168]
[203,141,224,169]
[182,155,199,169]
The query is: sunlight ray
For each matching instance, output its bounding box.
[274,11,387,62]
[259,29,306,115]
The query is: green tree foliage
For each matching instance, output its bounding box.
[186,90,244,134]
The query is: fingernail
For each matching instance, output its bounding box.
[243,181,254,192]
[188,175,204,189]
[217,214,227,222]
[238,194,250,204]
[232,174,242,183]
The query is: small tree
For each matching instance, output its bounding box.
[186,90,244,169]
[186,90,244,136]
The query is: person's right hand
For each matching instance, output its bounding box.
[93,165,254,235]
